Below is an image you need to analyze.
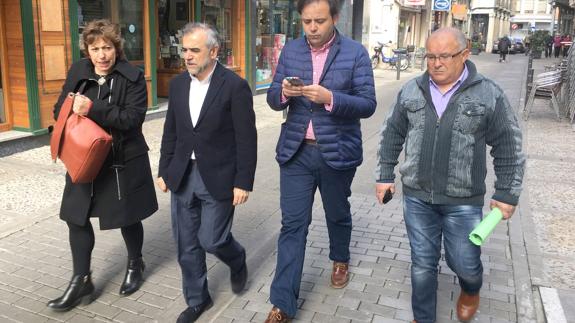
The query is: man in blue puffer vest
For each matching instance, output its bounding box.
[265,0,376,321]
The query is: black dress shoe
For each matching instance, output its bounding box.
[176,297,213,323]
[47,273,94,311]
[231,262,248,294]
[120,257,145,296]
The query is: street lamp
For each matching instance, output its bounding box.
[550,1,556,34]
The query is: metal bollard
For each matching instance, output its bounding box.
[525,69,534,105]
[396,54,401,80]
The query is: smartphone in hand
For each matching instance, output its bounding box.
[285,76,304,87]
[381,189,393,204]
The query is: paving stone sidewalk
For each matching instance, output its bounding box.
[220,191,520,323]
[0,56,536,323]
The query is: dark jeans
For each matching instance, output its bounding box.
[171,162,245,307]
[270,143,356,317]
[403,195,483,323]
[499,51,508,61]
[554,46,561,58]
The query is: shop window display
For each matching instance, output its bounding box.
[158,0,190,70]
[200,0,235,68]
[256,0,301,90]
[77,0,144,66]
[335,0,353,37]
[157,0,236,70]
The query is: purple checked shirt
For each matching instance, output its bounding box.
[429,65,468,118]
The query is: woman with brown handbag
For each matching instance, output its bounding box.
[47,19,158,311]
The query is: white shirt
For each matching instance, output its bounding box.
[189,62,217,159]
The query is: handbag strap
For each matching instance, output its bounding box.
[50,81,88,160]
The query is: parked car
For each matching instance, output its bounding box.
[511,39,526,53]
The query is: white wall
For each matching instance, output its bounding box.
[471,0,498,8]
[366,0,401,56]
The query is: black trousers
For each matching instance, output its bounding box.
[67,220,144,275]
[546,45,553,58]
[554,46,561,58]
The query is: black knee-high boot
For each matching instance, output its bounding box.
[119,222,145,295]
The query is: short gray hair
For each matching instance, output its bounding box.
[428,27,467,51]
[181,22,220,49]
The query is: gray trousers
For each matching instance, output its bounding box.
[170,162,245,306]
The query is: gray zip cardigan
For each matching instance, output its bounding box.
[376,60,525,206]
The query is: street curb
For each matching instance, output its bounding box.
[510,56,547,323]
[510,195,545,323]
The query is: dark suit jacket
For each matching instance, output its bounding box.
[158,62,257,200]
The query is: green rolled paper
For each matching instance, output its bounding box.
[469,208,503,246]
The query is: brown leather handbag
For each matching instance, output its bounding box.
[50,84,112,183]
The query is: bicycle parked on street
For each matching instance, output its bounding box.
[371,41,410,71]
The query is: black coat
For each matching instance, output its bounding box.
[54,59,158,229]
[158,63,257,200]
[498,37,511,53]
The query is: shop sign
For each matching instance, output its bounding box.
[404,0,426,6]
[451,4,467,20]
[433,0,451,11]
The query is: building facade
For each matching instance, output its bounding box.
[469,0,513,52]
[510,0,553,39]
[0,0,363,135]
[553,0,574,35]
[362,0,479,63]
[363,0,427,58]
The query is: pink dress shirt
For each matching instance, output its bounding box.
[282,33,336,140]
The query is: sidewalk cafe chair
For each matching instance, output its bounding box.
[523,70,563,121]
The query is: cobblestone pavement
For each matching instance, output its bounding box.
[0,53,572,322]
[516,56,575,323]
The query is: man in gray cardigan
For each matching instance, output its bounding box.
[375,28,525,323]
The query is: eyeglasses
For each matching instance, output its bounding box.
[425,48,466,63]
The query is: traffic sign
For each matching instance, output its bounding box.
[433,0,451,11]
[511,23,518,30]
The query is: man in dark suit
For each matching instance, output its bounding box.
[157,23,257,323]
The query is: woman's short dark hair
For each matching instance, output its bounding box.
[297,0,341,17]
[82,19,125,59]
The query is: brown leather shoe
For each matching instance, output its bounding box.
[330,261,349,289]
[456,290,480,322]
[264,306,290,323]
